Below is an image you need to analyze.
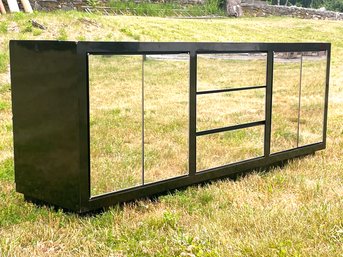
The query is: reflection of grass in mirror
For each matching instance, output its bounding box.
[272,56,326,151]
[90,54,327,195]
[197,89,265,131]
[142,55,189,184]
[272,58,302,152]
[89,55,143,195]
[197,127,264,171]
[89,55,189,195]
[300,57,326,144]
[197,56,267,91]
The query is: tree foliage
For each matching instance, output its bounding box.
[269,0,343,12]
[324,0,343,11]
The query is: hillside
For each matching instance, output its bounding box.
[0,12,342,256]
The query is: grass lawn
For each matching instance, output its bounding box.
[0,11,343,256]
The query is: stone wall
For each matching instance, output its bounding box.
[28,0,205,11]
[29,0,86,11]
[242,3,343,20]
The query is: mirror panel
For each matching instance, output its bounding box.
[271,52,301,153]
[299,51,326,146]
[197,126,264,172]
[197,53,267,92]
[89,55,143,196]
[143,54,189,183]
[197,88,265,132]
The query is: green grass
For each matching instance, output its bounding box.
[0,11,343,256]
[107,0,226,17]
[56,28,68,40]
[0,53,9,73]
[0,22,8,33]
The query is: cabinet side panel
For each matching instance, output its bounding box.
[10,41,81,211]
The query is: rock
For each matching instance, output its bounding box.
[226,0,243,17]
